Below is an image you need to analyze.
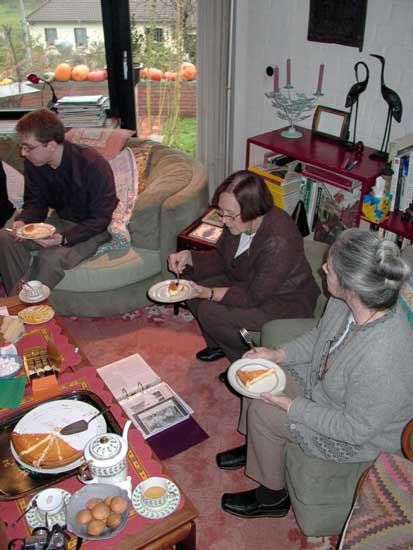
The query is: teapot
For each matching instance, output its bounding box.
[78,420,131,485]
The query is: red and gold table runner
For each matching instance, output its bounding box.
[0,366,184,549]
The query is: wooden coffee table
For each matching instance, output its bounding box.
[0,295,198,550]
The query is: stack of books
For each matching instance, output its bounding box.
[248,160,302,215]
[55,95,109,127]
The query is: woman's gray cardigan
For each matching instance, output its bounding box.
[284,297,413,463]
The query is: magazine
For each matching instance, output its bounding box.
[98,353,193,439]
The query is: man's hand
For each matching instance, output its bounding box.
[189,281,213,300]
[260,392,292,412]
[9,220,25,241]
[243,346,287,364]
[33,233,63,248]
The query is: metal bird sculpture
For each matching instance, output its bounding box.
[370,53,403,159]
[344,61,369,148]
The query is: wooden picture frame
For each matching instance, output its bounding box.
[312,106,350,141]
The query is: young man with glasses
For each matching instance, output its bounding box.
[0,108,118,295]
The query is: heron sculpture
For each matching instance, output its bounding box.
[370,53,403,159]
[344,61,369,148]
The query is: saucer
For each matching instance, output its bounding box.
[26,489,71,529]
[132,479,180,519]
[19,285,51,304]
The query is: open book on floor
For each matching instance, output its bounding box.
[98,353,193,439]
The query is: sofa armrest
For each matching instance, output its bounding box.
[261,318,319,349]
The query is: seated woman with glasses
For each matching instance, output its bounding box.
[217,228,413,519]
[167,170,320,368]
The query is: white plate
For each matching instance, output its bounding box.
[18,304,55,324]
[17,223,56,240]
[148,280,194,303]
[132,478,180,520]
[66,484,130,540]
[11,400,107,474]
[26,489,71,529]
[19,285,51,304]
[227,358,286,399]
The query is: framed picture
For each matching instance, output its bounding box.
[132,396,188,437]
[312,106,350,141]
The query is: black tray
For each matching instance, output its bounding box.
[0,390,121,501]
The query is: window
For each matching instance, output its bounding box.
[144,27,164,42]
[45,28,58,45]
[74,28,88,48]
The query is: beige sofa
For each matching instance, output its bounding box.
[0,136,209,316]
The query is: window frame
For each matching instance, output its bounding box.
[44,28,58,45]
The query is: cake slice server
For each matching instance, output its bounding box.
[60,405,111,435]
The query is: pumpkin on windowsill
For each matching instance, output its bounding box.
[54,63,72,81]
[178,62,197,81]
[72,64,90,81]
[88,69,107,82]
[164,71,176,81]
[148,68,164,81]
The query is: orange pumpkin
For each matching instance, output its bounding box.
[71,64,90,81]
[54,63,72,81]
[178,62,197,81]
[87,70,107,82]
[164,71,176,81]
[139,67,149,79]
[148,68,163,81]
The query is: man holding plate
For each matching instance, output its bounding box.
[0,109,118,295]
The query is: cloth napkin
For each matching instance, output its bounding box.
[0,376,26,408]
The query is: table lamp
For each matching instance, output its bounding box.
[27,73,58,111]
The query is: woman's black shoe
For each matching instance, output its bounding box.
[196,347,225,362]
[216,445,246,470]
[221,488,290,519]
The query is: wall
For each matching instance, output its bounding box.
[230,0,413,170]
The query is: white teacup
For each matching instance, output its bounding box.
[37,488,64,515]
[23,280,43,300]
[140,477,170,508]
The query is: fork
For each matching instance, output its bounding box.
[240,328,257,352]
[175,260,181,285]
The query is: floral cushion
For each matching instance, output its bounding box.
[95,147,138,255]
[399,278,413,327]
[66,127,135,160]
[128,141,154,193]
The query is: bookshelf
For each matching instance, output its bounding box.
[245,126,397,235]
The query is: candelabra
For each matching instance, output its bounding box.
[265,87,322,139]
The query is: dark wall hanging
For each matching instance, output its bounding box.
[307,0,368,52]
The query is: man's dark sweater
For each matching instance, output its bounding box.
[16,140,118,245]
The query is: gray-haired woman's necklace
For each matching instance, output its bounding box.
[319,308,380,380]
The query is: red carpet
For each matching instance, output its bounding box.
[62,304,338,550]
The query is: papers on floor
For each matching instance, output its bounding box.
[55,95,109,128]
[98,353,193,439]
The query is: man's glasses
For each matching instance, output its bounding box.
[216,209,241,222]
[19,142,48,153]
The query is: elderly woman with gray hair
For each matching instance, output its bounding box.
[217,228,413,520]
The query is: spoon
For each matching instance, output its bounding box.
[59,405,111,436]
[12,499,37,527]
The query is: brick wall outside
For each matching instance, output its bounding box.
[6,80,197,118]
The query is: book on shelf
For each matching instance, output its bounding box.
[97,353,193,439]
[312,181,361,245]
[390,156,402,211]
[188,222,223,244]
[302,163,359,191]
[388,133,413,163]
[248,160,299,184]
[399,152,413,211]
[56,95,107,106]
[201,208,224,227]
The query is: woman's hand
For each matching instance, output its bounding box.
[260,393,292,412]
[168,250,192,275]
[189,282,213,300]
[243,346,287,364]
